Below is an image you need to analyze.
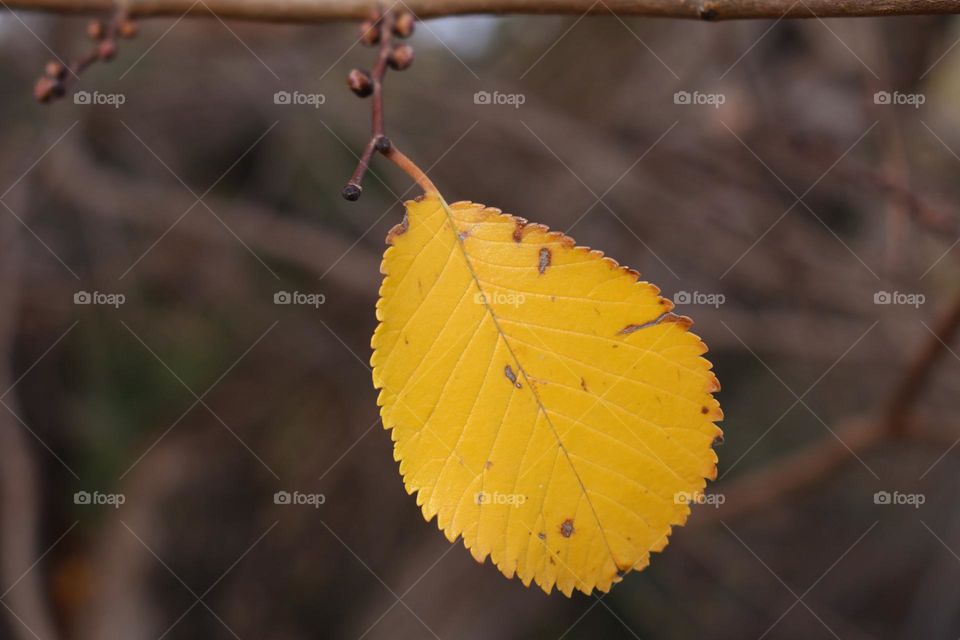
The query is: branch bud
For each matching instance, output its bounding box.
[33,76,63,103]
[97,40,117,61]
[388,45,414,71]
[359,20,380,45]
[342,184,362,201]
[393,13,415,38]
[118,19,139,39]
[87,20,105,40]
[347,68,373,97]
[44,61,67,80]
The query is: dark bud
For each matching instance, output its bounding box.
[33,76,63,103]
[393,13,415,38]
[97,40,117,61]
[118,19,139,39]
[388,44,414,71]
[347,68,373,97]
[374,136,391,152]
[87,20,105,40]
[342,184,362,201]
[44,61,67,80]
[359,20,380,45]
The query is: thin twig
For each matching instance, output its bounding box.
[4,0,960,22]
[342,8,435,200]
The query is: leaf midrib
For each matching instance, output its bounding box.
[436,196,619,580]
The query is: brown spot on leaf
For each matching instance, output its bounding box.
[538,247,552,275]
[660,313,694,330]
[485,460,493,470]
[458,229,470,241]
[537,532,546,540]
[712,434,725,448]
[513,221,526,243]
[559,519,575,538]
[580,377,589,392]
[385,216,409,244]
[504,365,522,389]
[701,406,709,414]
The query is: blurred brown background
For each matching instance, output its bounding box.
[0,7,959,640]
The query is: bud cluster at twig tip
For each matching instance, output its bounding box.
[34,11,138,103]
[341,9,419,202]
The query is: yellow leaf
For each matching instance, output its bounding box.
[371,193,722,596]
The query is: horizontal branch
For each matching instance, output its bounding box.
[3,0,960,22]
